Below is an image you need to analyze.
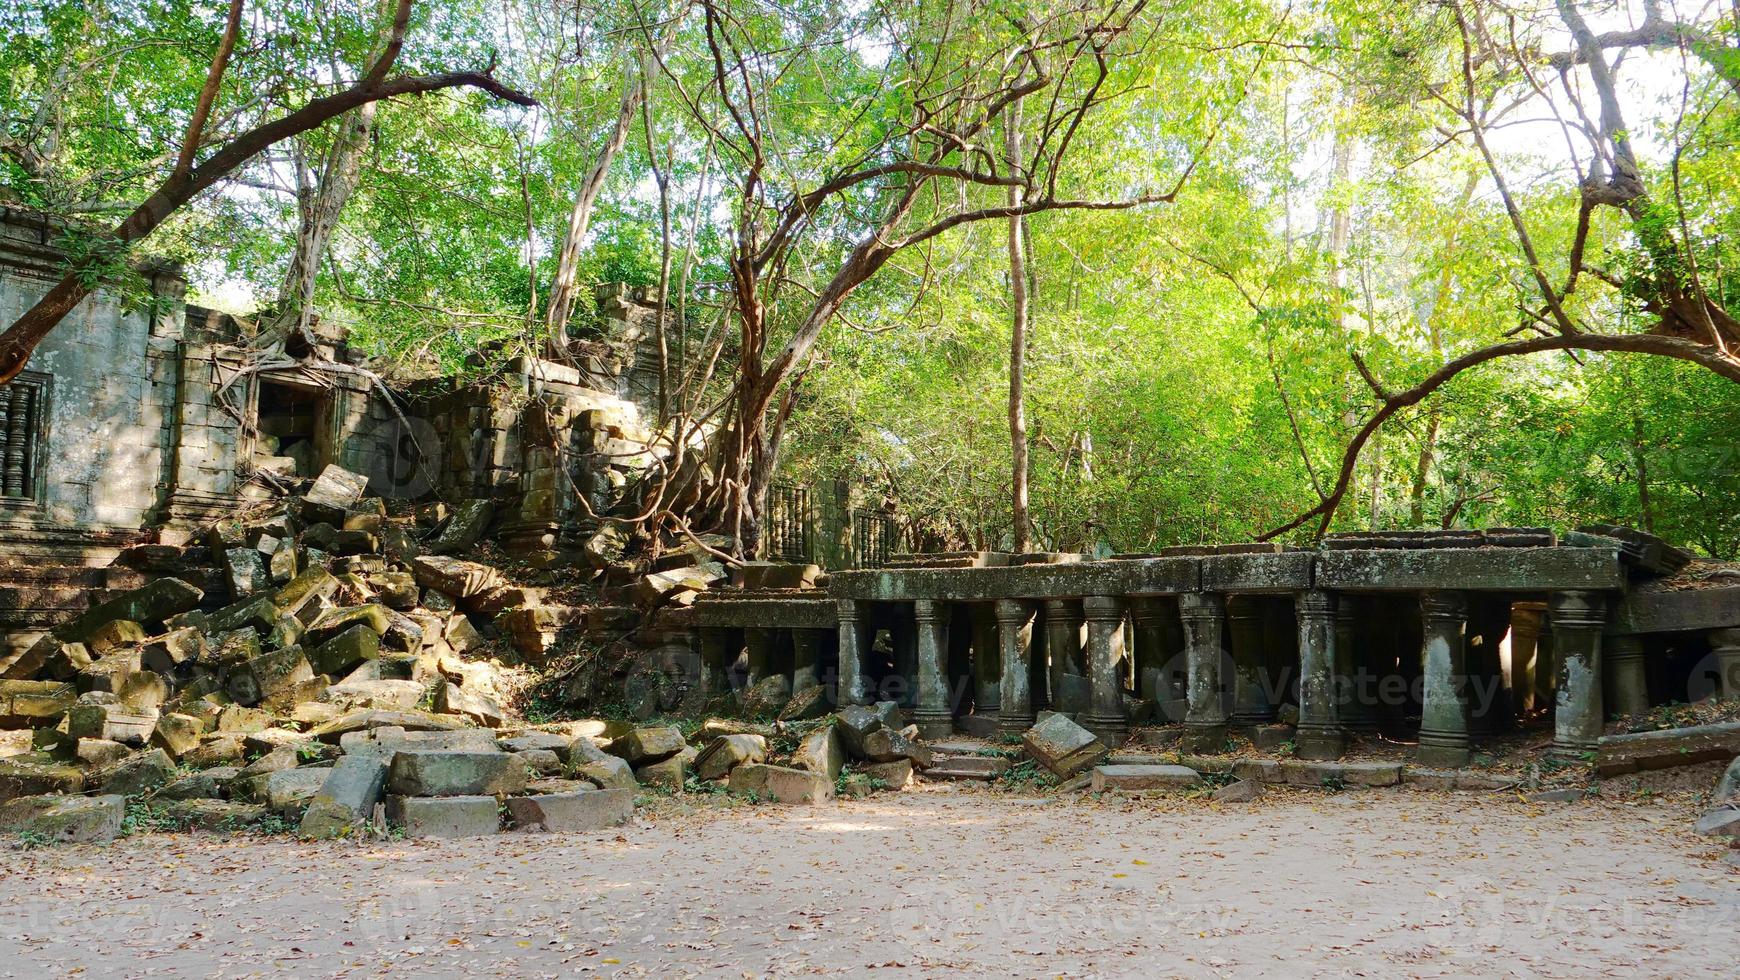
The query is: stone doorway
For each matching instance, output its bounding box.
[252,377,328,478]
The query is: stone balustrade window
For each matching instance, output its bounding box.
[0,371,49,504]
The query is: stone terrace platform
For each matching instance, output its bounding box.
[662,528,1740,768]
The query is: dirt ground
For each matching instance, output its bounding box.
[1,785,1735,978]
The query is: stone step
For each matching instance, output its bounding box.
[1091,764,1202,792]
[919,755,1013,781]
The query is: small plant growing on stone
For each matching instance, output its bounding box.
[13,829,53,851]
[1320,774,1347,793]
[1276,740,1296,758]
[296,742,325,763]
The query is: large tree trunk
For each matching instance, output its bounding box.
[267,103,378,341]
[1006,102,1032,554]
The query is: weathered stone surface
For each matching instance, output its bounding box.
[834,705,884,758]
[140,628,205,674]
[792,726,846,782]
[310,624,380,676]
[75,737,130,767]
[225,647,312,707]
[90,748,175,796]
[728,763,834,804]
[0,793,125,844]
[1314,547,1625,592]
[859,728,934,768]
[736,562,823,591]
[859,759,915,790]
[499,732,572,757]
[299,756,390,838]
[157,767,239,801]
[305,604,392,646]
[84,619,146,655]
[429,499,496,554]
[1212,779,1263,802]
[514,749,564,777]
[434,683,505,728]
[301,464,369,524]
[610,726,686,766]
[635,749,691,791]
[507,789,633,832]
[692,734,767,781]
[1090,764,1200,792]
[387,794,499,837]
[411,556,505,601]
[221,546,272,597]
[236,767,329,812]
[0,757,85,801]
[739,675,791,719]
[1280,760,1403,788]
[1716,756,1740,804]
[237,745,302,780]
[159,799,267,831]
[2,680,77,726]
[54,578,204,642]
[310,708,474,743]
[182,734,247,768]
[387,749,526,797]
[1022,713,1109,779]
[1597,722,1740,777]
[777,685,831,722]
[1693,806,1740,838]
[151,712,205,758]
[572,756,638,791]
[273,567,340,621]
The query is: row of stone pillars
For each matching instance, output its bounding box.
[836,588,1617,762]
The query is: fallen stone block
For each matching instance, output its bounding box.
[499,732,572,757]
[1211,778,1263,803]
[728,763,834,804]
[572,757,638,791]
[54,578,204,643]
[792,725,846,782]
[0,793,124,844]
[1,679,76,726]
[75,738,130,768]
[235,767,329,813]
[859,728,933,768]
[273,568,341,621]
[515,749,564,777]
[1597,722,1740,777]
[1091,764,1200,792]
[411,556,505,601]
[310,708,475,743]
[1694,806,1740,838]
[299,756,390,839]
[66,693,156,746]
[635,749,691,791]
[224,647,313,707]
[692,734,767,781]
[859,759,915,790]
[140,628,205,674]
[434,682,505,728]
[301,464,370,524]
[739,675,791,719]
[834,705,884,758]
[1022,713,1109,779]
[151,712,205,758]
[610,726,686,766]
[1280,760,1403,788]
[506,789,633,832]
[221,547,272,597]
[0,757,85,802]
[387,794,499,837]
[735,561,822,590]
[778,685,831,722]
[429,499,496,555]
[157,766,239,801]
[388,749,526,797]
[93,748,176,796]
[310,624,381,676]
[159,799,268,831]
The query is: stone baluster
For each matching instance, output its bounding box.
[836,599,871,706]
[743,627,775,692]
[1082,595,1128,746]
[913,600,954,739]
[1179,592,1229,753]
[890,609,918,709]
[1043,598,1087,714]
[970,604,1001,719]
[1548,590,1606,759]
[1603,634,1648,720]
[997,599,1036,736]
[1417,590,1471,768]
[1128,597,1168,705]
[1294,590,1344,760]
[791,628,826,695]
[1710,628,1740,700]
[1333,594,1377,734]
[1227,595,1274,728]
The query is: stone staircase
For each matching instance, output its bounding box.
[920,739,1015,781]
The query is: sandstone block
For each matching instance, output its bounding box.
[728,763,834,804]
[387,749,526,797]
[793,725,846,782]
[387,794,499,837]
[1091,764,1200,792]
[0,793,124,844]
[506,789,633,832]
[299,756,390,839]
[611,726,685,766]
[1022,713,1109,779]
[692,734,767,781]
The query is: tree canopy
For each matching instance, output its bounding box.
[5,0,1740,555]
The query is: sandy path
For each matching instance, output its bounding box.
[1,786,1734,978]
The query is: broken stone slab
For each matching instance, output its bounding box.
[75,738,130,768]
[66,693,156,746]
[0,793,125,844]
[499,732,572,757]
[159,799,268,831]
[221,546,272,597]
[1570,524,1694,577]
[299,756,390,839]
[692,734,768,781]
[792,726,846,782]
[735,562,823,591]
[182,734,248,768]
[572,756,638,791]
[610,726,686,766]
[834,705,885,758]
[272,567,340,621]
[411,556,505,601]
[1022,713,1110,780]
[739,675,791,719]
[224,646,312,707]
[433,683,505,728]
[387,794,499,837]
[859,728,934,768]
[1091,764,1201,792]
[1596,722,1740,777]
[859,759,915,790]
[635,749,692,792]
[1279,760,1404,788]
[728,763,835,804]
[237,745,303,780]
[0,757,85,802]
[337,726,499,759]
[84,619,146,656]
[151,712,204,758]
[305,604,392,646]
[429,499,496,555]
[507,789,633,832]
[2,635,74,682]
[310,708,475,743]
[310,624,380,676]
[387,749,527,798]
[140,628,205,674]
[156,767,240,801]
[235,767,330,813]
[1526,788,1586,804]
[1716,756,1740,804]
[515,749,564,777]
[1693,806,1740,838]
[53,578,204,643]
[777,685,831,722]
[1212,779,1264,803]
[301,464,370,524]
[198,595,281,636]
[1,679,77,727]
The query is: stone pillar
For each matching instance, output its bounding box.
[791,628,826,695]
[1082,595,1128,746]
[836,599,871,706]
[1534,616,1556,713]
[997,599,1036,736]
[890,608,918,709]
[1710,628,1740,700]
[1509,603,1544,715]
[1043,598,1088,714]
[1333,595,1377,734]
[744,627,776,691]
[1603,634,1648,720]
[1295,590,1344,760]
[1417,590,1471,768]
[912,600,954,739]
[1179,592,1229,754]
[1227,595,1274,727]
[696,627,734,703]
[1129,597,1167,703]
[970,604,1000,717]
[1029,604,1050,712]
[1548,590,1606,759]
